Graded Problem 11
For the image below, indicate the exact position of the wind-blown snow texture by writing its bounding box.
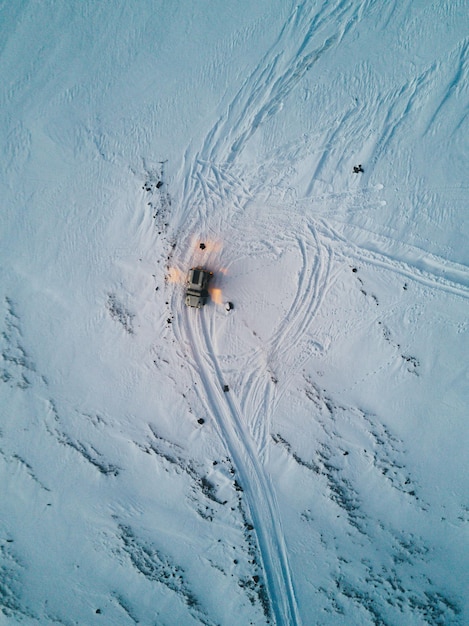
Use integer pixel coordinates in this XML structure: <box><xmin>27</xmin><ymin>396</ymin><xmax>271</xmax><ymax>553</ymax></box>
<box><xmin>1</xmin><ymin>1</ymin><xmax>468</xmax><ymax>624</ymax></box>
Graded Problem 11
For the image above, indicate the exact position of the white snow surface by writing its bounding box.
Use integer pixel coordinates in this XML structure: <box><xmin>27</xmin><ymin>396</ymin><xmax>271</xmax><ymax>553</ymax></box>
<box><xmin>1</xmin><ymin>1</ymin><xmax>468</xmax><ymax>624</ymax></box>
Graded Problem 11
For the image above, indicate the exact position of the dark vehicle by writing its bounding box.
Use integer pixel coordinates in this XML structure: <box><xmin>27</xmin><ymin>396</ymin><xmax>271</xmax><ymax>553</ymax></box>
<box><xmin>185</xmin><ymin>267</ymin><xmax>213</xmax><ymax>308</ymax></box>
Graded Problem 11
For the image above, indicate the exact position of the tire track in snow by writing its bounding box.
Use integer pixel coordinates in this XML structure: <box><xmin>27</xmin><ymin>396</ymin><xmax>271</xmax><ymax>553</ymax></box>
<box><xmin>238</xmin><ymin>222</ymin><xmax>335</xmax><ymax>459</ymax></box>
<box><xmin>423</xmin><ymin>38</ymin><xmax>469</xmax><ymax>137</ymax></box>
<box><xmin>168</xmin><ymin>205</ymin><xmax>305</xmax><ymax>623</ymax></box>
<box><xmin>318</xmin><ymin>219</ymin><xmax>469</xmax><ymax>300</ymax></box>
<box><xmin>205</xmin><ymin>0</ymin><xmax>366</xmax><ymax>166</ymax></box>
<box><xmin>170</xmin><ymin>184</ymin><xmax>331</xmax><ymax>626</ymax></box>
<box><xmin>367</xmin><ymin>64</ymin><xmax>439</xmax><ymax>168</ymax></box>
<box><xmin>170</xmin><ymin>212</ymin><xmax>336</xmax><ymax>625</ymax></box>
<box><xmin>173</xmin><ymin>0</ymin><xmax>367</xmax><ymax>229</ymax></box>
<box><xmin>172</xmin><ymin>0</ymin><xmax>368</xmax><ymax>236</ymax></box>
<box><xmin>268</xmin><ymin>224</ymin><xmax>332</xmax><ymax>364</ymax></box>
<box><xmin>184</xmin><ymin>310</ymin><xmax>301</xmax><ymax>626</ymax></box>
<box><xmin>168</xmin><ymin>234</ymin><xmax>302</xmax><ymax>624</ymax></box>
<box><xmin>168</xmin><ymin>4</ymin><xmax>372</xmax><ymax>622</ymax></box>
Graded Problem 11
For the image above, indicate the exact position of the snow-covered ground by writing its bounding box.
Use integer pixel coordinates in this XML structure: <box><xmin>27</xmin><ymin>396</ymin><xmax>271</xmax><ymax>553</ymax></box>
<box><xmin>1</xmin><ymin>1</ymin><xmax>468</xmax><ymax>624</ymax></box>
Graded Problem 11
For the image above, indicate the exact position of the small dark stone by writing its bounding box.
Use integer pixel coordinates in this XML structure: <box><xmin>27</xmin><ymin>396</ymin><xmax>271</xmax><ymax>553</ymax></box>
<box><xmin>253</xmin><ymin>575</ymin><xmax>260</xmax><ymax>584</ymax></box>
<box><xmin>343</xmin><ymin>451</ymin><xmax>349</xmax><ymax>456</ymax></box>
<box><xmin>156</xmin><ymin>180</ymin><xmax>163</xmax><ymax>189</ymax></box>
<box><xmin>96</xmin><ymin>609</ymin><xmax>102</xmax><ymax>614</ymax></box>
<box><xmin>167</xmin><ymin>318</ymin><xmax>172</xmax><ymax>324</ymax></box>
<box><xmin>352</xmin><ymin>267</ymin><xmax>358</xmax><ymax>273</ymax></box>
<box><xmin>223</xmin><ymin>384</ymin><xmax>229</xmax><ymax>392</ymax></box>
<box><xmin>197</xmin><ymin>418</ymin><xmax>205</xmax><ymax>425</ymax></box>
<box><xmin>199</xmin><ymin>243</ymin><xmax>206</xmax><ymax>250</ymax></box>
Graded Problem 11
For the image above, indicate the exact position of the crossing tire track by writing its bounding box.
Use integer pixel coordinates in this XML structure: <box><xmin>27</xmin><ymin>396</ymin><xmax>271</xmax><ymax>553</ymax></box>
<box><xmin>166</xmin><ymin>5</ymin><xmax>372</xmax><ymax>624</ymax></box>
<box><xmin>319</xmin><ymin>219</ymin><xmax>469</xmax><ymax>300</ymax></box>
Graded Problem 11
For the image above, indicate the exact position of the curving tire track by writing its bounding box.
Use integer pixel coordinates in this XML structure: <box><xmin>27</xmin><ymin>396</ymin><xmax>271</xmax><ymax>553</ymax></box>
<box><xmin>172</xmin><ymin>0</ymin><xmax>369</xmax><ymax>230</ymax></box>
<box><xmin>203</xmin><ymin>0</ymin><xmax>371</xmax><ymax>166</ymax></box>
<box><xmin>185</xmin><ymin>309</ymin><xmax>301</xmax><ymax>626</ymax></box>
<box><xmin>170</xmin><ymin>212</ymin><xmax>337</xmax><ymax>625</ymax></box>
<box><xmin>166</xmin><ymin>4</ymin><xmax>371</xmax><ymax>623</ymax></box>
<box><xmin>168</xmin><ymin>214</ymin><xmax>303</xmax><ymax>624</ymax></box>
<box><xmin>238</xmin><ymin>221</ymin><xmax>335</xmax><ymax>458</ymax></box>
<box><xmin>267</xmin><ymin>224</ymin><xmax>332</xmax><ymax>364</ymax></box>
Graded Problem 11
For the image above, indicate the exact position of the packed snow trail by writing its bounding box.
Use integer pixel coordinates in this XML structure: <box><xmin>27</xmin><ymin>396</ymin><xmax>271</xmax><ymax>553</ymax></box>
<box><xmin>183</xmin><ymin>310</ymin><xmax>301</xmax><ymax>626</ymax></box>
<box><xmin>169</xmin><ymin>5</ymin><xmax>353</xmax><ymax>621</ymax></box>
<box><xmin>167</xmin><ymin>4</ymin><xmax>377</xmax><ymax>623</ymax></box>
<box><xmin>170</xmin><ymin>216</ymin><xmax>336</xmax><ymax>623</ymax></box>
